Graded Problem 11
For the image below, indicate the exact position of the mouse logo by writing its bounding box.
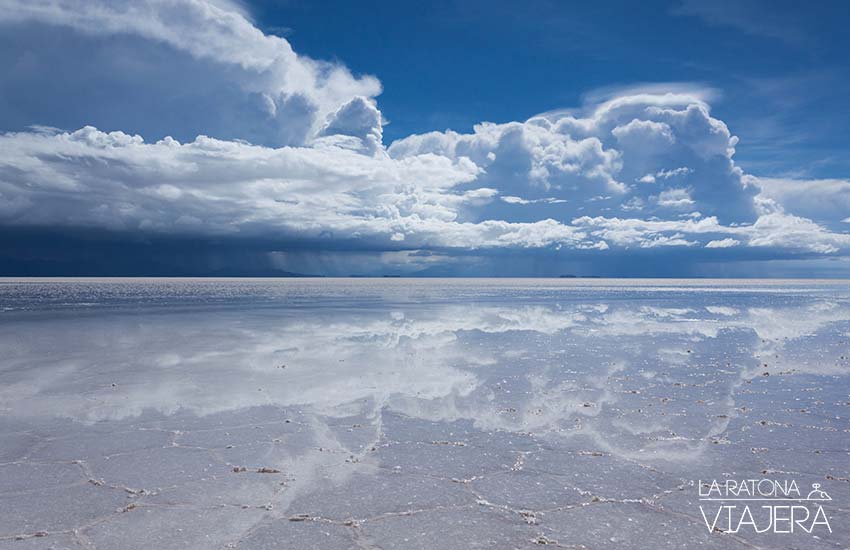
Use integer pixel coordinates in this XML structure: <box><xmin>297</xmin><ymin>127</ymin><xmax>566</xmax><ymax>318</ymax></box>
<box><xmin>806</xmin><ymin>483</ymin><xmax>831</xmax><ymax>501</ymax></box>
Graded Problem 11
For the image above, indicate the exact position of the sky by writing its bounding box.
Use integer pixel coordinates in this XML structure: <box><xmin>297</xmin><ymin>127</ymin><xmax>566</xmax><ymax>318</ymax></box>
<box><xmin>0</xmin><ymin>0</ymin><xmax>849</xmax><ymax>277</ymax></box>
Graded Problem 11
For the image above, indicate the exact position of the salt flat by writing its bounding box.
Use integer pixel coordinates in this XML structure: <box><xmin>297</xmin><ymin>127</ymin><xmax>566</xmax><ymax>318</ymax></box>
<box><xmin>0</xmin><ymin>279</ymin><xmax>848</xmax><ymax>549</ymax></box>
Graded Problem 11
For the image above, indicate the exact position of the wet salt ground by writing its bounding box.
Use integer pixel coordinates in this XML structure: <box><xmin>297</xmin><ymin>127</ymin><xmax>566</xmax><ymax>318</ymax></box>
<box><xmin>0</xmin><ymin>279</ymin><xmax>849</xmax><ymax>549</ymax></box>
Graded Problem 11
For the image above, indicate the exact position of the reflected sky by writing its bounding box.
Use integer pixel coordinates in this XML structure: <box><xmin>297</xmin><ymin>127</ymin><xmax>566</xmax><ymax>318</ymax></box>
<box><xmin>1</xmin><ymin>279</ymin><xmax>849</xmax><ymax>549</ymax></box>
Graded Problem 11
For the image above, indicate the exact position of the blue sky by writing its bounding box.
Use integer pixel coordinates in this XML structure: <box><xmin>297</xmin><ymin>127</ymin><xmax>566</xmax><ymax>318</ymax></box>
<box><xmin>250</xmin><ymin>0</ymin><xmax>850</xmax><ymax>177</ymax></box>
<box><xmin>0</xmin><ymin>0</ymin><xmax>849</xmax><ymax>276</ymax></box>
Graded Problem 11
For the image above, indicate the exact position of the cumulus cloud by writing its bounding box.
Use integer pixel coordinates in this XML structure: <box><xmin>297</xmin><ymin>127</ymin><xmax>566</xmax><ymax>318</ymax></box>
<box><xmin>753</xmin><ymin>177</ymin><xmax>850</xmax><ymax>230</ymax></box>
<box><xmin>0</xmin><ymin>0</ymin><xmax>381</xmax><ymax>146</ymax></box>
<box><xmin>705</xmin><ymin>238</ymin><xmax>740</xmax><ymax>248</ymax></box>
<box><xmin>0</xmin><ymin>0</ymin><xmax>848</xmax><ymax>273</ymax></box>
<box><xmin>638</xmin><ymin>166</ymin><xmax>692</xmax><ymax>183</ymax></box>
<box><xmin>389</xmin><ymin>91</ymin><xmax>757</xmax><ymax>224</ymax></box>
<box><xmin>315</xmin><ymin>96</ymin><xmax>385</xmax><ymax>156</ymax></box>
<box><xmin>656</xmin><ymin>188</ymin><xmax>695</xmax><ymax>209</ymax></box>
<box><xmin>501</xmin><ymin>196</ymin><xmax>567</xmax><ymax>205</ymax></box>
<box><xmin>1</xmin><ymin>100</ymin><xmax>848</xmax><ymax>260</ymax></box>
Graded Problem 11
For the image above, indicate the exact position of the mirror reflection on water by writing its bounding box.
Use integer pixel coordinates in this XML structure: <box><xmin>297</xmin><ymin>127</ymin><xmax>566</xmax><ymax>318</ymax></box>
<box><xmin>1</xmin><ymin>279</ymin><xmax>849</xmax><ymax>549</ymax></box>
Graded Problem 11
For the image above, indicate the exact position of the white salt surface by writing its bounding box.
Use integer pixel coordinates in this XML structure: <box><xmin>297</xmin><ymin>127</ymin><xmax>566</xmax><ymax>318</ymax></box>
<box><xmin>0</xmin><ymin>278</ymin><xmax>848</xmax><ymax>549</ymax></box>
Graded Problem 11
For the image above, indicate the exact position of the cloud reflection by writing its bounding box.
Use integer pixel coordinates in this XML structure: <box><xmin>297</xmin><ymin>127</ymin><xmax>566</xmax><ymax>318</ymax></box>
<box><xmin>2</xmin><ymin>291</ymin><xmax>849</xmax><ymax>468</ymax></box>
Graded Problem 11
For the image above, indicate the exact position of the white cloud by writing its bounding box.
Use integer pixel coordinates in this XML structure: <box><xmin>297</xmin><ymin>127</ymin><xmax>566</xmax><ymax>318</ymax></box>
<box><xmin>754</xmin><ymin>177</ymin><xmax>850</xmax><ymax>228</ymax></box>
<box><xmin>639</xmin><ymin>233</ymin><xmax>697</xmax><ymax>248</ymax></box>
<box><xmin>0</xmin><ymin>0</ymin><xmax>381</xmax><ymax>145</ymax></box>
<box><xmin>389</xmin><ymin>120</ymin><xmax>627</xmax><ymax>198</ymax></box>
<box><xmin>705</xmin><ymin>238</ymin><xmax>740</xmax><ymax>248</ymax></box>
<box><xmin>315</xmin><ymin>96</ymin><xmax>385</xmax><ymax>156</ymax></box>
<box><xmin>0</xmin><ymin>0</ymin><xmax>848</xmax><ymax>268</ymax></box>
<box><xmin>390</xmin><ymin>89</ymin><xmax>761</xmax><ymax>225</ymax></box>
<box><xmin>657</xmin><ymin>166</ymin><xmax>693</xmax><ymax>179</ymax></box>
<box><xmin>612</xmin><ymin>119</ymin><xmax>675</xmax><ymax>149</ymax></box>
<box><xmin>501</xmin><ymin>196</ymin><xmax>567</xmax><ymax>205</ymax></box>
<box><xmin>2</xmin><ymin>107</ymin><xmax>848</xmax><ymax>257</ymax></box>
<box><xmin>639</xmin><ymin>166</ymin><xmax>693</xmax><ymax>183</ymax></box>
<box><xmin>656</xmin><ymin>188</ymin><xmax>695</xmax><ymax>208</ymax></box>
<box><xmin>0</xmin><ymin>126</ymin><xmax>599</xmax><ymax>250</ymax></box>
<box><xmin>746</xmin><ymin>211</ymin><xmax>850</xmax><ymax>254</ymax></box>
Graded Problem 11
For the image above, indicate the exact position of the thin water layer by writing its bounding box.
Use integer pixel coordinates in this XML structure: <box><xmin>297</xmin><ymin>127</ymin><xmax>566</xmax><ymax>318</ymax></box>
<box><xmin>0</xmin><ymin>279</ymin><xmax>848</xmax><ymax>549</ymax></box>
